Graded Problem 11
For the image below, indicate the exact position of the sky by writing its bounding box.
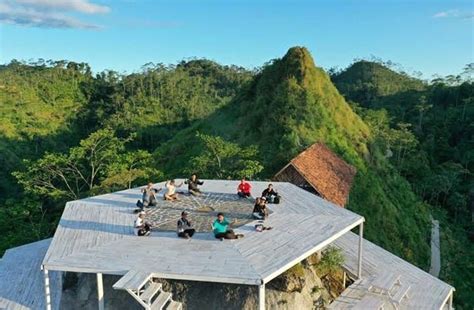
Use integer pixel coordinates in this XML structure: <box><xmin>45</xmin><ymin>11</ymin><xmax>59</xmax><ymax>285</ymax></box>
<box><xmin>0</xmin><ymin>0</ymin><xmax>473</xmax><ymax>78</ymax></box>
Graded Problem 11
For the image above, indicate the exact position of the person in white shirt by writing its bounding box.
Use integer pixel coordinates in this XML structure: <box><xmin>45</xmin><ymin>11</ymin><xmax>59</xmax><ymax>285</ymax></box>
<box><xmin>134</xmin><ymin>212</ymin><xmax>151</xmax><ymax>236</ymax></box>
<box><xmin>164</xmin><ymin>179</ymin><xmax>183</xmax><ymax>201</ymax></box>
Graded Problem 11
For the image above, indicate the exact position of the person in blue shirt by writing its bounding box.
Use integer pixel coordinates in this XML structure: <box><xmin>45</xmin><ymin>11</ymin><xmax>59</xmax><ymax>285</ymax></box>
<box><xmin>212</xmin><ymin>213</ymin><xmax>244</xmax><ymax>240</ymax></box>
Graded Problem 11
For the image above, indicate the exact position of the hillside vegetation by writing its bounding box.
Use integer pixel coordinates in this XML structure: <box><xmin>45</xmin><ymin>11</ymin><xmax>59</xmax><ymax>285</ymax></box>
<box><xmin>156</xmin><ymin>47</ymin><xmax>431</xmax><ymax>268</ymax></box>
<box><xmin>0</xmin><ymin>48</ymin><xmax>471</xmax><ymax>308</ymax></box>
<box><xmin>332</xmin><ymin>60</ymin><xmax>474</xmax><ymax>308</ymax></box>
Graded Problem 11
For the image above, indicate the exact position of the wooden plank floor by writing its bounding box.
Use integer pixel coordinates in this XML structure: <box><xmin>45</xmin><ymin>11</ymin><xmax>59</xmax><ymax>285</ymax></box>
<box><xmin>329</xmin><ymin>232</ymin><xmax>454</xmax><ymax>309</ymax></box>
<box><xmin>0</xmin><ymin>239</ymin><xmax>62</xmax><ymax>310</ymax></box>
<box><xmin>38</xmin><ymin>179</ymin><xmax>453</xmax><ymax>310</ymax></box>
<box><xmin>42</xmin><ymin>180</ymin><xmax>363</xmax><ymax>286</ymax></box>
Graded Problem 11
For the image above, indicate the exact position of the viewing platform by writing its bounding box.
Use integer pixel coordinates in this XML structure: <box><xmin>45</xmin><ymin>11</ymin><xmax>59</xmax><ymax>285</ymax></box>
<box><xmin>41</xmin><ymin>180</ymin><xmax>364</xmax><ymax>309</ymax></box>
<box><xmin>0</xmin><ymin>179</ymin><xmax>454</xmax><ymax>309</ymax></box>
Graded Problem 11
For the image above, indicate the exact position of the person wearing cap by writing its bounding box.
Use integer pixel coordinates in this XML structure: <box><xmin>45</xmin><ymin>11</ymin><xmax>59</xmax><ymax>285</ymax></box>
<box><xmin>212</xmin><ymin>213</ymin><xmax>244</xmax><ymax>240</ymax></box>
<box><xmin>134</xmin><ymin>212</ymin><xmax>151</xmax><ymax>236</ymax></box>
<box><xmin>185</xmin><ymin>174</ymin><xmax>204</xmax><ymax>196</ymax></box>
<box><xmin>237</xmin><ymin>178</ymin><xmax>252</xmax><ymax>198</ymax></box>
<box><xmin>177</xmin><ymin>211</ymin><xmax>195</xmax><ymax>239</ymax></box>
<box><xmin>261</xmin><ymin>183</ymin><xmax>280</xmax><ymax>204</ymax></box>
<box><xmin>252</xmin><ymin>197</ymin><xmax>269</xmax><ymax>220</ymax></box>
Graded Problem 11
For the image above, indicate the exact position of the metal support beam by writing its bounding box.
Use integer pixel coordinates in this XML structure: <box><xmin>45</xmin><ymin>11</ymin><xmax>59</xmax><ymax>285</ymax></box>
<box><xmin>343</xmin><ymin>271</ymin><xmax>346</xmax><ymax>288</ymax></box>
<box><xmin>358</xmin><ymin>222</ymin><xmax>364</xmax><ymax>279</ymax></box>
<box><xmin>43</xmin><ymin>268</ymin><xmax>52</xmax><ymax>310</ymax></box>
<box><xmin>258</xmin><ymin>283</ymin><xmax>265</xmax><ymax>310</ymax></box>
<box><xmin>97</xmin><ymin>273</ymin><xmax>104</xmax><ymax>310</ymax></box>
<box><xmin>448</xmin><ymin>291</ymin><xmax>453</xmax><ymax>310</ymax></box>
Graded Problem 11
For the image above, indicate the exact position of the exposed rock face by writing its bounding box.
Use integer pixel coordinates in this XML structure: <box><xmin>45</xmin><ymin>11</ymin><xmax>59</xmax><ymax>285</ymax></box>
<box><xmin>60</xmin><ymin>273</ymin><xmax>142</xmax><ymax>310</ymax></box>
<box><xmin>60</xmin><ymin>261</ymin><xmax>337</xmax><ymax>309</ymax></box>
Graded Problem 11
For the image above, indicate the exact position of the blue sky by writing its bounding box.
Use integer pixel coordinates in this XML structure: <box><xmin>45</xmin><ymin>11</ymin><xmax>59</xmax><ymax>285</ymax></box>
<box><xmin>0</xmin><ymin>0</ymin><xmax>472</xmax><ymax>78</ymax></box>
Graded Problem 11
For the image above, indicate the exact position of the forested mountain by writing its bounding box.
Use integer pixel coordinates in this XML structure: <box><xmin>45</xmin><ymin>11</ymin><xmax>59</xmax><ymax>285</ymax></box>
<box><xmin>156</xmin><ymin>48</ymin><xmax>431</xmax><ymax>270</ymax></box>
<box><xmin>331</xmin><ymin>60</ymin><xmax>425</xmax><ymax>106</ymax></box>
<box><xmin>0</xmin><ymin>48</ymin><xmax>472</xmax><ymax>308</ymax></box>
<box><xmin>332</xmin><ymin>60</ymin><xmax>473</xmax><ymax>225</ymax></box>
<box><xmin>0</xmin><ymin>61</ymin><xmax>91</xmax><ymax>199</ymax></box>
<box><xmin>332</xmin><ymin>61</ymin><xmax>474</xmax><ymax>307</ymax></box>
<box><xmin>0</xmin><ymin>59</ymin><xmax>252</xmax><ymax>256</ymax></box>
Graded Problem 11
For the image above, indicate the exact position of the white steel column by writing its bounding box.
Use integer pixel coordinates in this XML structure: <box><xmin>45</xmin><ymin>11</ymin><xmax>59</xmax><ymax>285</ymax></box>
<box><xmin>43</xmin><ymin>268</ymin><xmax>52</xmax><ymax>310</ymax></box>
<box><xmin>342</xmin><ymin>271</ymin><xmax>346</xmax><ymax>288</ymax></box>
<box><xmin>358</xmin><ymin>222</ymin><xmax>364</xmax><ymax>279</ymax></box>
<box><xmin>258</xmin><ymin>283</ymin><xmax>265</xmax><ymax>310</ymax></box>
<box><xmin>448</xmin><ymin>291</ymin><xmax>453</xmax><ymax>310</ymax></box>
<box><xmin>97</xmin><ymin>273</ymin><xmax>104</xmax><ymax>310</ymax></box>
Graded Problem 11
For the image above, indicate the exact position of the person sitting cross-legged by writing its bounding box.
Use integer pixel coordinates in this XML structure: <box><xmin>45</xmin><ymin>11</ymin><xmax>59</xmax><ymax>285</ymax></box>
<box><xmin>164</xmin><ymin>179</ymin><xmax>183</xmax><ymax>201</ymax></box>
<box><xmin>261</xmin><ymin>183</ymin><xmax>280</xmax><ymax>204</ymax></box>
<box><xmin>237</xmin><ymin>178</ymin><xmax>252</xmax><ymax>198</ymax></box>
<box><xmin>252</xmin><ymin>197</ymin><xmax>269</xmax><ymax>220</ymax></box>
<box><xmin>185</xmin><ymin>174</ymin><xmax>204</xmax><ymax>196</ymax></box>
<box><xmin>177</xmin><ymin>211</ymin><xmax>195</xmax><ymax>239</ymax></box>
<box><xmin>141</xmin><ymin>182</ymin><xmax>161</xmax><ymax>208</ymax></box>
<box><xmin>212</xmin><ymin>212</ymin><xmax>244</xmax><ymax>240</ymax></box>
<box><xmin>134</xmin><ymin>212</ymin><xmax>151</xmax><ymax>236</ymax></box>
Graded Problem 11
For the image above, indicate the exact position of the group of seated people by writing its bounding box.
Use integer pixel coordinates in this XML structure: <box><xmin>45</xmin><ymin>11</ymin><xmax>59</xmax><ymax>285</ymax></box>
<box><xmin>134</xmin><ymin>177</ymin><xmax>282</xmax><ymax>240</ymax></box>
<box><xmin>134</xmin><ymin>210</ymin><xmax>243</xmax><ymax>240</ymax></box>
<box><xmin>237</xmin><ymin>179</ymin><xmax>281</xmax><ymax>203</ymax></box>
<box><xmin>137</xmin><ymin>174</ymin><xmax>205</xmax><ymax>209</ymax></box>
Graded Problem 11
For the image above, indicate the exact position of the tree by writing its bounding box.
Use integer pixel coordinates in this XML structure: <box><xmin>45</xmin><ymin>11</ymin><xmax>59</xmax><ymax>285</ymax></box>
<box><xmin>188</xmin><ymin>133</ymin><xmax>263</xmax><ymax>179</ymax></box>
<box><xmin>386</xmin><ymin>123</ymin><xmax>418</xmax><ymax>168</ymax></box>
<box><xmin>414</xmin><ymin>95</ymin><xmax>432</xmax><ymax>132</ymax></box>
<box><xmin>316</xmin><ymin>246</ymin><xmax>345</xmax><ymax>276</ymax></box>
<box><xmin>13</xmin><ymin>128</ymin><xmax>154</xmax><ymax>200</ymax></box>
<box><xmin>102</xmin><ymin>150</ymin><xmax>162</xmax><ymax>190</ymax></box>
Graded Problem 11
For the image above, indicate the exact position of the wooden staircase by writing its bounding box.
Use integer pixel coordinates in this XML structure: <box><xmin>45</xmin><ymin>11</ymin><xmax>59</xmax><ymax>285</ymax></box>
<box><xmin>113</xmin><ymin>270</ymin><xmax>182</xmax><ymax>310</ymax></box>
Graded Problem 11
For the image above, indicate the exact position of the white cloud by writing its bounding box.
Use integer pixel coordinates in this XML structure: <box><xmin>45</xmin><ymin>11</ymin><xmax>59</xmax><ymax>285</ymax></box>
<box><xmin>433</xmin><ymin>9</ymin><xmax>473</xmax><ymax>20</ymax></box>
<box><xmin>15</xmin><ymin>0</ymin><xmax>110</xmax><ymax>14</ymax></box>
<box><xmin>0</xmin><ymin>0</ymin><xmax>110</xmax><ymax>29</ymax></box>
<box><xmin>433</xmin><ymin>11</ymin><xmax>449</xmax><ymax>18</ymax></box>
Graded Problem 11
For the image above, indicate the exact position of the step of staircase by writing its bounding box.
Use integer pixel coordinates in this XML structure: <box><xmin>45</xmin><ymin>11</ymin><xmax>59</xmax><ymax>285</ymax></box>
<box><xmin>113</xmin><ymin>270</ymin><xmax>151</xmax><ymax>292</ymax></box>
<box><xmin>166</xmin><ymin>300</ymin><xmax>182</xmax><ymax>310</ymax></box>
<box><xmin>150</xmin><ymin>291</ymin><xmax>172</xmax><ymax>310</ymax></box>
<box><xmin>140</xmin><ymin>282</ymin><xmax>162</xmax><ymax>304</ymax></box>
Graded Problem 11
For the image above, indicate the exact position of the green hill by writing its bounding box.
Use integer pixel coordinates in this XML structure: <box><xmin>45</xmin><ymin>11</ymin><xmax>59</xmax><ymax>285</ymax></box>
<box><xmin>332</xmin><ymin>60</ymin><xmax>474</xmax><ymax>309</ymax></box>
<box><xmin>156</xmin><ymin>47</ymin><xmax>431</xmax><ymax>268</ymax></box>
<box><xmin>1</xmin><ymin>49</ymin><xmax>471</xmax><ymax>307</ymax></box>
<box><xmin>0</xmin><ymin>61</ymin><xmax>91</xmax><ymax>198</ymax></box>
<box><xmin>331</xmin><ymin>60</ymin><xmax>425</xmax><ymax>107</ymax></box>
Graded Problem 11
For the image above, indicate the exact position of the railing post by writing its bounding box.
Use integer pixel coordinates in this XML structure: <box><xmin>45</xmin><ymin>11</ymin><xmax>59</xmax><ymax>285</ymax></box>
<box><xmin>97</xmin><ymin>273</ymin><xmax>104</xmax><ymax>310</ymax></box>
<box><xmin>258</xmin><ymin>283</ymin><xmax>265</xmax><ymax>310</ymax></box>
<box><xmin>358</xmin><ymin>222</ymin><xmax>364</xmax><ymax>279</ymax></box>
<box><xmin>43</xmin><ymin>268</ymin><xmax>51</xmax><ymax>310</ymax></box>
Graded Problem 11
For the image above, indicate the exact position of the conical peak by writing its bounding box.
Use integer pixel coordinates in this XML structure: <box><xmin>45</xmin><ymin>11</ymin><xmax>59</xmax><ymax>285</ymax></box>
<box><xmin>279</xmin><ymin>46</ymin><xmax>316</xmax><ymax>81</ymax></box>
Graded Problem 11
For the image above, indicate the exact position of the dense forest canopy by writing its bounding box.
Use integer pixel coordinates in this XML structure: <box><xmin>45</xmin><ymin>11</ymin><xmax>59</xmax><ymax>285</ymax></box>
<box><xmin>0</xmin><ymin>48</ymin><xmax>472</xmax><ymax>308</ymax></box>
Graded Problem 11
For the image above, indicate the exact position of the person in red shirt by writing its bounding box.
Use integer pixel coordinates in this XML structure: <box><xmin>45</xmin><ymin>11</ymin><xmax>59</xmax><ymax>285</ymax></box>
<box><xmin>237</xmin><ymin>178</ymin><xmax>252</xmax><ymax>198</ymax></box>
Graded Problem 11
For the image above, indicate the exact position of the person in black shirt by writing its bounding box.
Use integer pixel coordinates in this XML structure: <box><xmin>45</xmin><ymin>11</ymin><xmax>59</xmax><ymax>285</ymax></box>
<box><xmin>177</xmin><ymin>211</ymin><xmax>195</xmax><ymax>239</ymax></box>
<box><xmin>185</xmin><ymin>174</ymin><xmax>204</xmax><ymax>196</ymax></box>
<box><xmin>252</xmin><ymin>197</ymin><xmax>269</xmax><ymax>220</ymax></box>
<box><xmin>261</xmin><ymin>184</ymin><xmax>280</xmax><ymax>204</ymax></box>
